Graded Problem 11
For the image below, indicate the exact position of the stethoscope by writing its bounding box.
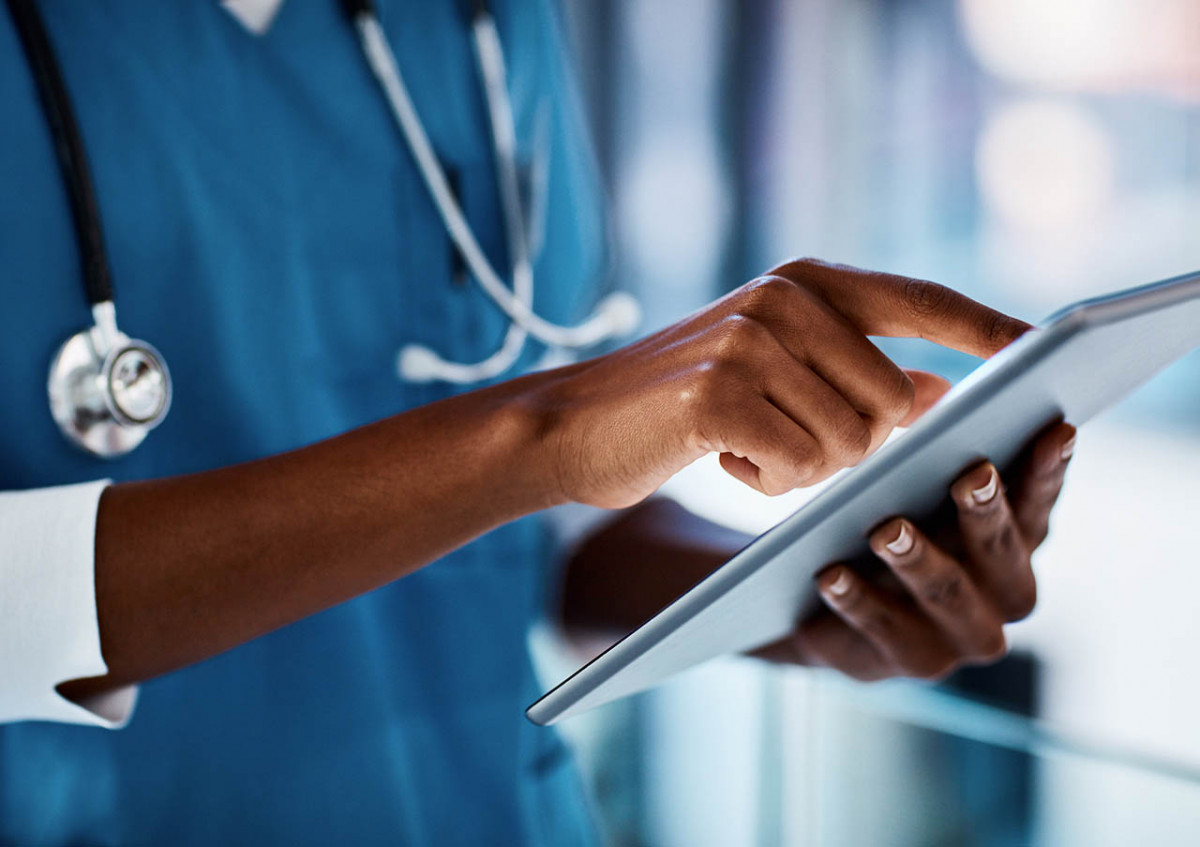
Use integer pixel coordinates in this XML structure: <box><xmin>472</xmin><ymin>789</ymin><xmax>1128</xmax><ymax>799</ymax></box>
<box><xmin>8</xmin><ymin>0</ymin><xmax>640</xmax><ymax>459</ymax></box>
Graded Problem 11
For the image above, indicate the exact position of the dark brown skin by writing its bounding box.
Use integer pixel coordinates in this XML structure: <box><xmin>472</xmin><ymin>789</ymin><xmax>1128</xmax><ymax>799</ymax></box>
<box><xmin>61</xmin><ymin>259</ymin><xmax>1057</xmax><ymax>702</ymax></box>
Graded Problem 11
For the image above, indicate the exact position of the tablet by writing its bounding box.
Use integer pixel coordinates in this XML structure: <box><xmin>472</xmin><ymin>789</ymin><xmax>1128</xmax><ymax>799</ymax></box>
<box><xmin>528</xmin><ymin>270</ymin><xmax>1200</xmax><ymax>726</ymax></box>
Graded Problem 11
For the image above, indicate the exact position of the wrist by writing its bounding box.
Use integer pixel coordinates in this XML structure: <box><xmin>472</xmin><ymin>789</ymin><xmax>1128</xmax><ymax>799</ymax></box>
<box><xmin>513</xmin><ymin>354</ymin><xmax>611</xmax><ymax>506</ymax></box>
<box><xmin>479</xmin><ymin>367</ymin><xmax>579</xmax><ymax>515</ymax></box>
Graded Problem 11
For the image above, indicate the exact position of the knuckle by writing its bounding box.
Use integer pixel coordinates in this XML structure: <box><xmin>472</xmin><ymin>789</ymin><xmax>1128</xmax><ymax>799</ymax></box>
<box><xmin>1034</xmin><ymin>471</ymin><xmax>1067</xmax><ymax>498</ymax></box>
<box><xmin>759</xmin><ymin>475</ymin><xmax>794</xmax><ymax>497</ymax></box>
<box><xmin>1002</xmin><ymin>582</ymin><xmax>1038</xmax><ymax>622</ymax></box>
<box><xmin>855</xmin><ymin>607</ymin><xmax>896</xmax><ymax>639</ymax></box>
<box><xmin>986</xmin><ymin>312</ymin><xmax>1025</xmax><ymax>349</ymax></box>
<box><xmin>712</xmin><ymin>314</ymin><xmax>766</xmax><ymax>360</ymax></box>
<box><xmin>903</xmin><ymin>279</ymin><xmax>953</xmax><ymax>319</ymax></box>
<box><xmin>801</xmin><ymin>463</ymin><xmax>836</xmax><ymax>488</ymax></box>
<box><xmin>676</xmin><ymin>370</ymin><xmax>712</xmax><ymax>419</ymax></box>
<box><xmin>982</xmin><ymin>524</ymin><xmax>1024</xmax><ymax>560</ymax></box>
<box><xmin>682</xmin><ymin>365</ymin><xmax>738</xmax><ymax>423</ymax></box>
<box><xmin>1030</xmin><ymin>477</ymin><xmax>1066</xmax><ymax>510</ymax></box>
<box><xmin>772</xmin><ymin>257</ymin><xmax>822</xmax><ymax>280</ymax></box>
<box><xmin>888</xmin><ymin>370</ymin><xmax>917</xmax><ymax>417</ymax></box>
<box><xmin>795</xmin><ymin>449</ymin><xmax>826</xmax><ymax>483</ymax></box>
<box><xmin>921</xmin><ymin>574</ymin><xmax>968</xmax><ymax>611</ymax></box>
<box><xmin>740</xmin><ymin>275</ymin><xmax>796</xmax><ymax>315</ymax></box>
<box><xmin>931</xmin><ymin>657</ymin><xmax>960</xmax><ymax>680</ymax></box>
<box><xmin>759</xmin><ymin>461</ymin><xmax>804</xmax><ymax>497</ymax></box>
<box><xmin>690</xmin><ymin>363</ymin><xmax>724</xmax><ymax>402</ymax></box>
<box><xmin>867</xmin><ymin>369</ymin><xmax>916</xmax><ymax>424</ymax></box>
<box><xmin>758</xmin><ymin>274</ymin><xmax>797</xmax><ymax>298</ymax></box>
<box><xmin>831</xmin><ymin>414</ymin><xmax>872</xmax><ymax>463</ymax></box>
<box><xmin>975</xmin><ymin>629</ymin><xmax>1009</xmax><ymax>663</ymax></box>
<box><xmin>700</xmin><ymin>354</ymin><xmax>748</xmax><ymax>391</ymax></box>
<box><xmin>905</xmin><ymin>653</ymin><xmax>956</xmax><ymax>681</ymax></box>
<box><xmin>788</xmin><ymin>431</ymin><xmax>821</xmax><ymax>465</ymax></box>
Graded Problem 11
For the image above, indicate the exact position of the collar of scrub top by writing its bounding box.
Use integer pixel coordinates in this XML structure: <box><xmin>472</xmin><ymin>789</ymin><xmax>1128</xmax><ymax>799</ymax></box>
<box><xmin>220</xmin><ymin>0</ymin><xmax>287</xmax><ymax>35</ymax></box>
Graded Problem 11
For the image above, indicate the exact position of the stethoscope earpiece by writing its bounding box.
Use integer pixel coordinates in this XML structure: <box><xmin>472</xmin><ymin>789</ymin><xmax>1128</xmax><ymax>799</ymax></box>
<box><xmin>593</xmin><ymin>292</ymin><xmax>643</xmax><ymax>338</ymax></box>
<box><xmin>395</xmin><ymin>344</ymin><xmax>447</xmax><ymax>384</ymax></box>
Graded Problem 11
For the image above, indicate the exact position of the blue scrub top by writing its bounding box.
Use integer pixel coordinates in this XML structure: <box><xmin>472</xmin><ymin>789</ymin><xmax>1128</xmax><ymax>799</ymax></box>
<box><xmin>0</xmin><ymin>1</ymin><xmax>607</xmax><ymax>843</ymax></box>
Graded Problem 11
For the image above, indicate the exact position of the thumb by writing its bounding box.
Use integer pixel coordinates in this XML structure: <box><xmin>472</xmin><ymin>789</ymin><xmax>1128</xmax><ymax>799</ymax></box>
<box><xmin>899</xmin><ymin>370</ymin><xmax>951</xmax><ymax>427</ymax></box>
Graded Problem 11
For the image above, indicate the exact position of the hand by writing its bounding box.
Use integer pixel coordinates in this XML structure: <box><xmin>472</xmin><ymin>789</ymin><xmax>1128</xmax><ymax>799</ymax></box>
<box><xmin>535</xmin><ymin>259</ymin><xmax>1029</xmax><ymax>509</ymax></box>
<box><xmin>754</xmin><ymin>422</ymin><xmax>1076</xmax><ymax>680</ymax></box>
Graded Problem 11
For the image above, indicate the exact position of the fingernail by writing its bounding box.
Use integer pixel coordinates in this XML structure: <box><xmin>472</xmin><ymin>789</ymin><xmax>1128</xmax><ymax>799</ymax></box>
<box><xmin>827</xmin><ymin>569</ymin><xmax>853</xmax><ymax>597</ymax></box>
<box><xmin>971</xmin><ymin>467</ymin><xmax>999</xmax><ymax>505</ymax></box>
<box><xmin>1060</xmin><ymin>436</ymin><xmax>1076</xmax><ymax>461</ymax></box>
<box><xmin>884</xmin><ymin>521</ymin><xmax>914</xmax><ymax>556</ymax></box>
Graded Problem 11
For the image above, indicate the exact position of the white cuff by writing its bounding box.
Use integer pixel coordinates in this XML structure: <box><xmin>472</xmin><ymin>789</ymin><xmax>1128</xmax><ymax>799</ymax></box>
<box><xmin>0</xmin><ymin>480</ymin><xmax>137</xmax><ymax>728</ymax></box>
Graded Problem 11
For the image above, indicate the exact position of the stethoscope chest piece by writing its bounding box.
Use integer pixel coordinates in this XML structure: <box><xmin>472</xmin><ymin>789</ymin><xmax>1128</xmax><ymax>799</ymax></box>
<box><xmin>48</xmin><ymin>304</ymin><xmax>171</xmax><ymax>458</ymax></box>
<box><xmin>9</xmin><ymin>0</ymin><xmax>172</xmax><ymax>458</ymax></box>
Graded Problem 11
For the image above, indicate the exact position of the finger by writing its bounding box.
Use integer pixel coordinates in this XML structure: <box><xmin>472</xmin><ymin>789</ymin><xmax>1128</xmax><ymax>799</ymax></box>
<box><xmin>1012</xmin><ymin>422</ymin><xmax>1077</xmax><ymax>549</ymax></box>
<box><xmin>710</xmin><ymin>395</ymin><xmax>822</xmax><ymax>495</ymax></box>
<box><xmin>754</xmin><ymin>614</ymin><xmax>895</xmax><ymax>682</ymax></box>
<box><xmin>950</xmin><ymin>463</ymin><xmax>1037</xmax><ymax>622</ymax></box>
<box><xmin>869</xmin><ymin>518</ymin><xmax>1008</xmax><ymax>662</ymax></box>
<box><xmin>815</xmin><ymin>565</ymin><xmax>959</xmax><ymax>680</ymax></box>
<box><xmin>899</xmin><ymin>370</ymin><xmax>952</xmax><ymax>427</ymax></box>
<box><xmin>733</xmin><ymin>277</ymin><xmax>917</xmax><ymax>443</ymax></box>
<box><xmin>753</xmin><ymin>340</ymin><xmax>873</xmax><ymax>470</ymax></box>
<box><xmin>796</xmin><ymin>312</ymin><xmax>916</xmax><ymax>448</ymax></box>
<box><xmin>776</xmin><ymin>258</ymin><xmax>1031</xmax><ymax>358</ymax></box>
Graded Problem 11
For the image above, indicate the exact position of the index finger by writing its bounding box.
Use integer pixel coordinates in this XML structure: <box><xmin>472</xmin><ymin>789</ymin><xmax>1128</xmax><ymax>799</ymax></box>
<box><xmin>775</xmin><ymin>258</ymin><xmax>1031</xmax><ymax>358</ymax></box>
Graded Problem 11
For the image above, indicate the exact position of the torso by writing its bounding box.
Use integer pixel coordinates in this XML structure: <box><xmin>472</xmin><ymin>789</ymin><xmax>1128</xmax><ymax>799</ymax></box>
<box><xmin>0</xmin><ymin>1</ymin><xmax>603</xmax><ymax>842</ymax></box>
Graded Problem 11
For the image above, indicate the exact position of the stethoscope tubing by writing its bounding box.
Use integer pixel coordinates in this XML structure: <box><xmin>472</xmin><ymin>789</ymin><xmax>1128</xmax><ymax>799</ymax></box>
<box><xmin>350</xmin><ymin>10</ymin><xmax>637</xmax><ymax>353</ymax></box>
<box><xmin>5</xmin><ymin>0</ymin><xmax>114</xmax><ymax>307</ymax></box>
<box><xmin>395</xmin><ymin>8</ymin><xmax>535</xmax><ymax>383</ymax></box>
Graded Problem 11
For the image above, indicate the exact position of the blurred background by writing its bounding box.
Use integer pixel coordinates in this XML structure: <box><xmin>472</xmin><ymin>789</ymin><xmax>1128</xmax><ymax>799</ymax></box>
<box><xmin>540</xmin><ymin>0</ymin><xmax>1200</xmax><ymax>844</ymax></box>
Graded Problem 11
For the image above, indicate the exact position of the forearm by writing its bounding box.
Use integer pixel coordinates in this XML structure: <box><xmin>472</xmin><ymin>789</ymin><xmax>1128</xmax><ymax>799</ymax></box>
<box><xmin>64</xmin><ymin>372</ymin><xmax>565</xmax><ymax>698</ymax></box>
<box><xmin>558</xmin><ymin>498</ymin><xmax>751</xmax><ymax>645</ymax></box>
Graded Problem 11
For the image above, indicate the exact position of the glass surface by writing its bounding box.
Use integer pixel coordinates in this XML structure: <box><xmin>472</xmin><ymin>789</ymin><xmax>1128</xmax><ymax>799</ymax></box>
<box><xmin>778</xmin><ymin>671</ymin><xmax>1200</xmax><ymax>847</ymax></box>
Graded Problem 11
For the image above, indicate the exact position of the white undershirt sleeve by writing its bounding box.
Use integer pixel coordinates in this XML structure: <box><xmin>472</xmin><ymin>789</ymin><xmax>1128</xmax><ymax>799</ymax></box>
<box><xmin>0</xmin><ymin>480</ymin><xmax>137</xmax><ymax>728</ymax></box>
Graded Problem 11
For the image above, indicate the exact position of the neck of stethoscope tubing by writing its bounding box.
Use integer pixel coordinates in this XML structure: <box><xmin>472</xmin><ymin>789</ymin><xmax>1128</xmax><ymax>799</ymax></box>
<box><xmin>352</xmin><ymin>11</ymin><xmax>635</xmax><ymax>351</ymax></box>
<box><xmin>90</xmin><ymin>300</ymin><xmax>121</xmax><ymax>357</ymax></box>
